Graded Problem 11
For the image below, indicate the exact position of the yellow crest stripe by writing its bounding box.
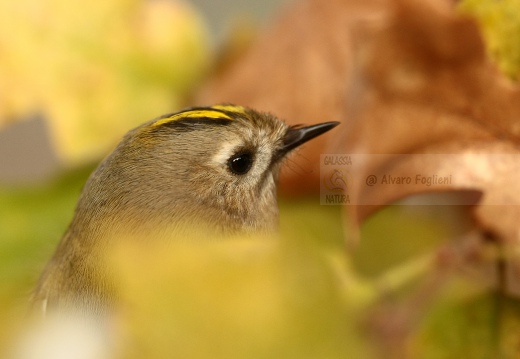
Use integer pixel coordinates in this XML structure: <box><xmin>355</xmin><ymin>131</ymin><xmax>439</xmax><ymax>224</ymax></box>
<box><xmin>211</xmin><ymin>104</ymin><xmax>246</xmax><ymax>115</ymax></box>
<box><xmin>152</xmin><ymin>109</ymin><xmax>233</xmax><ymax>127</ymax></box>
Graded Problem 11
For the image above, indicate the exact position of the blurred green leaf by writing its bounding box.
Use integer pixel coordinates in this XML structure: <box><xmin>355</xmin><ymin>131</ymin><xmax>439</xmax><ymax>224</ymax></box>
<box><xmin>0</xmin><ymin>165</ymin><xmax>93</xmax><ymax>308</ymax></box>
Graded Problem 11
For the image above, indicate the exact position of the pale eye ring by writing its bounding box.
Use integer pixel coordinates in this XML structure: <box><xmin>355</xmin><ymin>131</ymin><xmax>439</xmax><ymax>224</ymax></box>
<box><xmin>228</xmin><ymin>152</ymin><xmax>253</xmax><ymax>175</ymax></box>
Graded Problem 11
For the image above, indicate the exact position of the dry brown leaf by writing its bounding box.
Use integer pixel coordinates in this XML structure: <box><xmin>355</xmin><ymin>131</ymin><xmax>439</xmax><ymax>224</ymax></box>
<box><xmin>344</xmin><ymin>0</ymin><xmax>520</xmax><ymax>296</ymax></box>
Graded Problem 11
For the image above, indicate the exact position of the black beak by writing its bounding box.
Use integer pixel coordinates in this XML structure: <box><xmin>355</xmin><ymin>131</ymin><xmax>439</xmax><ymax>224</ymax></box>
<box><xmin>278</xmin><ymin>121</ymin><xmax>340</xmax><ymax>157</ymax></box>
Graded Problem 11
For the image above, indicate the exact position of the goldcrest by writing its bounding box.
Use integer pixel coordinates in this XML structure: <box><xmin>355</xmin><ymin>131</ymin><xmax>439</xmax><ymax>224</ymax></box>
<box><xmin>32</xmin><ymin>104</ymin><xmax>339</xmax><ymax>314</ymax></box>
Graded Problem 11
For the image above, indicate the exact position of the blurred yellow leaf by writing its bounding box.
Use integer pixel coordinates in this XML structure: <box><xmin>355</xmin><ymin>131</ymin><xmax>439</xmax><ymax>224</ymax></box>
<box><xmin>0</xmin><ymin>0</ymin><xmax>210</xmax><ymax>164</ymax></box>
<box><xmin>108</xmin><ymin>237</ymin><xmax>369</xmax><ymax>359</ymax></box>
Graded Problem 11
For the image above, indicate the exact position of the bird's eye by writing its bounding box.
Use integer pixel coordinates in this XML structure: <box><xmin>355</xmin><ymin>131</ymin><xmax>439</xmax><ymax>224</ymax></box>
<box><xmin>228</xmin><ymin>152</ymin><xmax>253</xmax><ymax>175</ymax></box>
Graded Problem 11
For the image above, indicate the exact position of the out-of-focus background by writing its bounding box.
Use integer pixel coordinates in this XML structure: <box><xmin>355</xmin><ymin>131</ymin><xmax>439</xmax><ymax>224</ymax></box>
<box><xmin>0</xmin><ymin>0</ymin><xmax>294</xmax><ymax>185</ymax></box>
<box><xmin>2</xmin><ymin>0</ymin><xmax>520</xmax><ymax>358</ymax></box>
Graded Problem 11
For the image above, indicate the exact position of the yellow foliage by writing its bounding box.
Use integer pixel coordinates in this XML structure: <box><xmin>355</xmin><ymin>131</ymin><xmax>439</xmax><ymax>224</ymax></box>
<box><xmin>459</xmin><ymin>0</ymin><xmax>520</xmax><ymax>80</ymax></box>
<box><xmin>0</xmin><ymin>0</ymin><xmax>210</xmax><ymax>164</ymax></box>
<box><xmin>107</xmin><ymin>236</ymin><xmax>367</xmax><ymax>359</ymax></box>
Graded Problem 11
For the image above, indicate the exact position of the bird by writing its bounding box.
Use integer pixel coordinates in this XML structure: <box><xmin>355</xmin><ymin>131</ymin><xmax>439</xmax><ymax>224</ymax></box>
<box><xmin>31</xmin><ymin>104</ymin><xmax>339</xmax><ymax>315</ymax></box>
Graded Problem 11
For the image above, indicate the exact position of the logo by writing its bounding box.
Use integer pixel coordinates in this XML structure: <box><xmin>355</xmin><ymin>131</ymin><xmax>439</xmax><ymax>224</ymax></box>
<box><xmin>323</xmin><ymin>168</ymin><xmax>349</xmax><ymax>193</ymax></box>
<box><xmin>320</xmin><ymin>154</ymin><xmax>352</xmax><ymax>205</ymax></box>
